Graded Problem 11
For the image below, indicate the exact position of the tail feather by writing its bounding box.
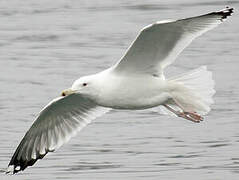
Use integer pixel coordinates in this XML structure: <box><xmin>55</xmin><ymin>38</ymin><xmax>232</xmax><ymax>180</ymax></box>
<box><xmin>161</xmin><ymin>66</ymin><xmax>215</xmax><ymax>115</ymax></box>
<box><xmin>170</xmin><ymin>66</ymin><xmax>215</xmax><ymax>104</ymax></box>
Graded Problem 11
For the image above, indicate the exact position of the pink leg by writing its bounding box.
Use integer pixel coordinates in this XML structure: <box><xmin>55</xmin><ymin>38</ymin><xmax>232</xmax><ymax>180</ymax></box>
<box><xmin>163</xmin><ymin>104</ymin><xmax>203</xmax><ymax>123</ymax></box>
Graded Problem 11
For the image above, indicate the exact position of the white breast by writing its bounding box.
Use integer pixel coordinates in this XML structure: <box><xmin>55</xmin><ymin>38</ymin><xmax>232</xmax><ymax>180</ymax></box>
<box><xmin>94</xmin><ymin>69</ymin><xmax>171</xmax><ymax>109</ymax></box>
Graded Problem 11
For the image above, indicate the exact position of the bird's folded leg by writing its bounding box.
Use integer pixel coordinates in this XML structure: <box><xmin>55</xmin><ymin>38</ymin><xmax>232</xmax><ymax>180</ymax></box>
<box><xmin>184</xmin><ymin>112</ymin><xmax>203</xmax><ymax>122</ymax></box>
<box><xmin>163</xmin><ymin>104</ymin><xmax>203</xmax><ymax>123</ymax></box>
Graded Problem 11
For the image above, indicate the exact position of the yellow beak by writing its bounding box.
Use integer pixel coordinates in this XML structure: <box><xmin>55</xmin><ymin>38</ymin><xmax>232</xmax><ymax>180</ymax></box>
<box><xmin>61</xmin><ymin>89</ymin><xmax>76</xmax><ymax>96</ymax></box>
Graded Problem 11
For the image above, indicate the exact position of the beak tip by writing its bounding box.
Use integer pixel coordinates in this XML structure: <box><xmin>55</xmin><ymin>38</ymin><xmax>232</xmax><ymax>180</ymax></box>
<box><xmin>61</xmin><ymin>89</ymin><xmax>75</xmax><ymax>97</ymax></box>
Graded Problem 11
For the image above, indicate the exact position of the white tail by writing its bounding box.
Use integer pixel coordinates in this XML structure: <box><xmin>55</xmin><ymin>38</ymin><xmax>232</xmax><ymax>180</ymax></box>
<box><xmin>160</xmin><ymin>66</ymin><xmax>215</xmax><ymax>115</ymax></box>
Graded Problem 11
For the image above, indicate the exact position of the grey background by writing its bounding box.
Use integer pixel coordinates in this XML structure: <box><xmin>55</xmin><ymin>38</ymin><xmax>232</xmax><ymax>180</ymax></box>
<box><xmin>0</xmin><ymin>0</ymin><xmax>239</xmax><ymax>179</ymax></box>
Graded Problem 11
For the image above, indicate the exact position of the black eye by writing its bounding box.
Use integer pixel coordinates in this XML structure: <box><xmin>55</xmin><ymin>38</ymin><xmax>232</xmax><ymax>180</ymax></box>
<box><xmin>83</xmin><ymin>83</ymin><xmax>87</xmax><ymax>86</ymax></box>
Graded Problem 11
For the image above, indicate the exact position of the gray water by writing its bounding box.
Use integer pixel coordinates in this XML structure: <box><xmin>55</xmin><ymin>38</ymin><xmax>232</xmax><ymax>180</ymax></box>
<box><xmin>0</xmin><ymin>0</ymin><xmax>239</xmax><ymax>179</ymax></box>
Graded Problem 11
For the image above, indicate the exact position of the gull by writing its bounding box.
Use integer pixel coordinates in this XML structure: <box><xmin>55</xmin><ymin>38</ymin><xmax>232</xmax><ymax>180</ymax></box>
<box><xmin>7</xmin><ymin>7</ymin><xmax>233</xmax><ymax>174</ymax></box>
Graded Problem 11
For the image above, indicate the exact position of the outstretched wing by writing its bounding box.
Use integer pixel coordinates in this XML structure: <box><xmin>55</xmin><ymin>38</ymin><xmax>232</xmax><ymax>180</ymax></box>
<box><xmin>7</xmin><ymin>94</ymin><xmax>110</xmax><ymax>174</ymax></box>
<box><xmin>113</xmin><ymin>7</ymin><xmax>233</xmax><ymax>76</ymax></box>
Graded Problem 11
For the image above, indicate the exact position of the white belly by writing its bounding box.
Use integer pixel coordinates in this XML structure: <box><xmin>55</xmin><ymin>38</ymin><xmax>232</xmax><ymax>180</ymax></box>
<box><xmin>95</xmin><ymin>72</ymin><xmax>171</xmax><ymax>110</ymax></box>
<box><xmin>104</xmin><ymin>92</ymin><xmax>171</xmax><ymax>110</ymax></box>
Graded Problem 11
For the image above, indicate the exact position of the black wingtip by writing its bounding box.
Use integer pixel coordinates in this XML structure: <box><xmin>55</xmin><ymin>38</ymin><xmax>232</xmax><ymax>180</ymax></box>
<box><xmin>7</xmin><ymin>140</ymin><xmax>50</xmax><ymax>174</ymax></box>
<box><xmin>7</xmin><ymin>153</ymin><xmax>48</xmax><ymax>174</ymax></box>
<box><xmin>7</xmin><ymin>155</ymin><xmax>39</xmax><ymax>174</ymax></box>
<box><xmin>214</xmin><ymin>7</ymin><xmax>234</xmax><ymax>20</ymax></box>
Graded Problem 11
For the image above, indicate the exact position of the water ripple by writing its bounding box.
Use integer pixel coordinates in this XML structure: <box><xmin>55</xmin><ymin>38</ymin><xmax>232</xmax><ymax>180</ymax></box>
<box><xmin>67</xmin><ymin>162</ymin><xmax>121</xmax><ymax>171</ymax></box>
<box><xmin>15</xmin><ymin>34</ymin><xmax>59</xmax><ymax>42</ymax></box>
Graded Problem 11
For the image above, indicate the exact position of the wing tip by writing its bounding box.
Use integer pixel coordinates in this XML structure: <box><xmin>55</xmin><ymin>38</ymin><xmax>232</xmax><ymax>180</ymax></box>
<box><xmin>7</xmin><ymin>151</ymin><xmax>49</xmax><ymax>174</ymax></box>
<box><xmin>213</xmin><ymin>6</ymin><xmax>234</xmax><ymax>20</ymax></box>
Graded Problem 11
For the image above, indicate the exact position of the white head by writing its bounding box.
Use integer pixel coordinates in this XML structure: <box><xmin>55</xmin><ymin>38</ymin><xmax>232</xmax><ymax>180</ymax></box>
<box><xmin>61</xmin><ymin>75</ymin><xmax>99</xmax><ymax>99</ymax></box>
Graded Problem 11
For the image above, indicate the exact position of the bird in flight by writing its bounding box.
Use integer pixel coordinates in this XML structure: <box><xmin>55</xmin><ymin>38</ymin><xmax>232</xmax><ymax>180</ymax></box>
<box><xmin>7</xmin><ymin>7</ymin><xmax>233</xmax><ymax>174</ymax></box>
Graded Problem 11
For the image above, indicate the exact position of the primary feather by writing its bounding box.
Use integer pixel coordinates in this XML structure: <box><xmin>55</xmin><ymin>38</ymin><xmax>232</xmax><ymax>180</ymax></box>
<box><xmin>7</xmin><ymin>94</ymin><xmax>110</xmax><ymax>174</ymax></box>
